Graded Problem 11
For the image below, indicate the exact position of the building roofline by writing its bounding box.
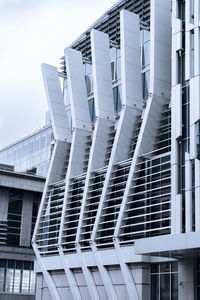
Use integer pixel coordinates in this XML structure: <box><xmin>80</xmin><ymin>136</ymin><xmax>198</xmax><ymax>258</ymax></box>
<box><xmin>0</xmin><ymin>168</ymin><xmax>46</xmax><ymax>182</ymax></box>
<box><xmin>68</xmin><ymin>0</ymin><xmax>125</xmax><ymax>50</ymax></box>
<box><xmin>0</xmin><ymin>124</ymin><xmax>52</xmax><ymax>153</ymax></box>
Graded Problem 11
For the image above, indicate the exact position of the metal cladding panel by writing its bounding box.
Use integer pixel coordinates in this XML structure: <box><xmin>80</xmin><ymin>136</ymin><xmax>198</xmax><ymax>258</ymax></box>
<box><xmin>91</xmin><ymin>29</ymin><xmax>115</xmax><ymax>121</ymax></box>
<box><xmin>120</xmin><ymin>9</ymin><xmax>143</xmax><ymax>109</ymax></box>
<box><xmin>150</xmin><ymin>0</ymin><xmax>171</xmax><ymax>98</ymax></box>
<box><xmin>41</xmin><ymin>64</ymin><xmax>71</xmax><ymax>143</ymax></box>
<box><xmin>65</xmin><ymin>48</ymin><xmax>92</xmax><ymax>132</ymax></box>
<box><xmin>195</xmin><ymin>159</ymin><xmax>200</xmax><ymax>231</ymax></box>
<box><xmin>171</xmin><ymin>84</ymin><xmax>182</xmax><ymax>139</ymax></box>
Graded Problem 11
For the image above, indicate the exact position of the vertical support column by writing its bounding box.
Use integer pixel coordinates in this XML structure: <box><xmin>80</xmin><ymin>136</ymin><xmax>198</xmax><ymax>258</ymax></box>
<box><xmin>0</xmin><ymin>187</ymin><xmax>9</xmax><ymax>222</ymax></box>
<box><xmin>171</xmin><ymin>0</ymin><xmax>183</xmax><ymax>234</ymax></box>
<box><xmin>75</xmin><ymin>28</ymin><xmax>115</xmax><ymax>300</ymax></box>
<box><xmin>195</xmin><ymin>159</ymin><xmax>200</xmax><ymax>231</ymax></box>
<box><xmin>178</xmin><ymin>259</ymin><xmax>195</xmax><ymax>300</ymax></box>
<box><xmin>20</xmin><ymin>191</ymin><xmax>34</xmax><ymax>247</ymax></box>
<box><xmin>129</xmin><ymin>263</ymin><xmax>151</xmax><ymax>300</ymax></box>
<box><xmin>185</xmin><ymin>153</ymin><xmax>192</xmax><ymax>232</ymax></box>
<box><xmin>0</xmin><ymin>187</ymin><xmax>9</xmax><ymax>245</ymax></box>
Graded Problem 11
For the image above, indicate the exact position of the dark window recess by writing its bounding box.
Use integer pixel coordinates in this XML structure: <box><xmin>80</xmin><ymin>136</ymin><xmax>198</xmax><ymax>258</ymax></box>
<box><xmin>7</xmin><ymin>189</ymin><xmax>23</xmax><ymax>246</ymax></box>
<box><xmin>88</xmin><ymin>98</ymin><xmax>96</xmax><ymax>122</ymax></box>
<box><xmin>113</xmin><ymin>85</ymin><xmax>122</xmax><ymax>112</ymax></box>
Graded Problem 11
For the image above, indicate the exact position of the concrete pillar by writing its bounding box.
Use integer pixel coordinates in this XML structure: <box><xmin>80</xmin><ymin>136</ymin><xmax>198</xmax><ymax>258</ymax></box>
<box><xmin>20</xmin><ymin>191</ymin><xmax>34</xmax><ymax>247</ymax></box>
<box><xmin>178</xmin><ymin>259</ymin><xmax>195</xmax><ymax>300</ymax></box>
<box><xmin>130</xmin><ymin>263</ymin><xmax>151</xmax><ymax>300</ymax></box>
<box><xmin>0</xmin><ymin>187</ymin><xmax>9</xmax><ymax>245</ymax></box>
<box><xmin>0</xmin><ymin>187</ymin><xmax>9</xmax><ymax>222</ymax></box>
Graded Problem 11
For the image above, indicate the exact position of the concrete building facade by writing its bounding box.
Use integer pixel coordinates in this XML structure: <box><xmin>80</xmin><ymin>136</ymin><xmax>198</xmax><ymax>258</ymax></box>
<box><xmin>32</xmin><ymin>0</ymin><xmax>200</xmax><ymax>299</ymax></box>
<box><xmin>0</xmin><ymin>164</ymin><xmax>45</xmax><ymax>300</ymax></box>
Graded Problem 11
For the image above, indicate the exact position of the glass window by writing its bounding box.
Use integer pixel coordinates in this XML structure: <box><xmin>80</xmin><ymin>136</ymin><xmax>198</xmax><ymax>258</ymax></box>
<box><xmin>0</xmin><ymin>260</ymin><xmax>35</xmax><ymax>294</ymax></box>
<box><xmin>29</xmin><ymin>271</ymin><xmax>36</xmax><ymax>294</ymax></box>
<box><xmin>5</xmin><ymin>269</ymin><xmax>14</xmax><ymax>293</ymax></box>
<box><xmin>160</xmin><ymin>274</ymin><xmax>170</xmax><ymax>300</ymax></box>
<box><xmin>151</xmin><ymin>274</ymin><xmax>159</xmax><ymax>300</ymax></box>
<box><xmin>85</xmin><ymin>63</ymin><xmax>92</xmax><ymax>75</ymax></box>
<box><xmin>113</xmin><ymin>85</ymin><xmax>122</xmax><ymax>112</ymax></box>
<box><xmin>190</xmin><ymin>30</ymin><xmax>194</xmax><ymax>77</ymax></box>
<box><xmin>177</xmin><ymin>0</ymin><xmax>185</xmax><ymax>20</ymax></box>
<box><xmin>88</xmin><ymin>98</ymin><xmax>96</xmax><ymax>122</ymax></box>
<box><xmin>109</xmin><ymin>47</ymin><xmax>116</xmax><ymax>61</ymax></box>
<box><xmin>0</xmin><ymin>269</ymin><xmax>4</xmax><ymax>292</ymax></box>
<box><xmin>190</xmin><ymin>0</ymin><xmax>194</xmax><ymax>24</ymax></box>
<box><xmin>67</xmin><ymin>109</ymin><xmax>72</xmax><ymax>129</ymax></box>
<box><xmin>13</xmin><ymin>269</ymin><xmax>21</xmax><ymax>293</ymax></box>
<box><xmin>151</xmin><ymin>262</ymin><xmax>178</xmax><ymax>300</ymax></box>
<box><xmin>116</xmin><ymin>57</ymin><xmax>121</xmax><ymax>80</ymax></box>
<box><xmin>196</xmin><ymin>121</ymin><xmax>200</xmax><ymax>159</ymax></box>
<box><xmin>110</xmin><ymin>47</ymin><xmax>121</xmax><ymax>82</ymax></box>
<box><xmin>21</xmin><ymin>270</ymin><xmax>30</xmax><ymax>294</ymax></box>
<box><xmin>7</xmin><ymin>190</ymin><xmax>23</xmax><ymax>246</ymax></box>
<box><xmin>85</xmin><ymin>74</ymin><xmax>93</xmax><ymax>95</ymax></box>
<box><xmin>142</xmin><ymin>40</ymin><xmax>150</xmax><ymax>69</ymax></box>
<box><xmin>142</xmin><ymin>71</ymin><xmax>150</xmax><ymax>99</ymax></box>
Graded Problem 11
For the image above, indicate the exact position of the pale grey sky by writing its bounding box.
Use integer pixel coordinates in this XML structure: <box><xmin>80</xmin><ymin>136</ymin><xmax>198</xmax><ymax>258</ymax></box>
<box><xmin>0</xmin><ymin>0</ymin><xmax>117</xmax><ymax>148</ymax></box>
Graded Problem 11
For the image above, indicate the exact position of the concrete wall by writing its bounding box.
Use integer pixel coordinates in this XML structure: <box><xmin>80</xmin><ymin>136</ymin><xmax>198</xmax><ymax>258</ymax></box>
<box><xmin>0</xmin><ymin>295</ymin><xmax>35</xmax><ymax>300</ymax></box>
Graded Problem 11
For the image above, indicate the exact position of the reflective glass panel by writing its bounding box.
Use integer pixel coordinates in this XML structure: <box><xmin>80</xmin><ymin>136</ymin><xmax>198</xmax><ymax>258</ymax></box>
<box><xmin>160</xmin><ymin>274</ymin><xmax>170</xmax><ymax>300</ymax></box>
<box><xmin>142</xmin><ymin>71</ymin><xmax>150</xmax><ymax>99</ymax></box>
<box><xmin>13</xmin><ymin>269</ymin><xmax>21</xmax><ymax>293</ymax></box>
<box><xmin>171</xmin><ymin>273</ymin><xmax>178</xmax><ymax>300</ymax></box>
<box><xmin>5</xmin><ymin>269</ymin><xmax>14</xmax><ymax>293</ymax></box>
<box><xmin>29</xmin><ymin>271</ymin><xmax>36</xmax><ymax>294</ymax></box>
<box><xmin>88</xmin><ymin>98</ymin><xmax>96</xmax><ymax>122</ymax></box>
<box><xmin>116</xmin><ymin>57</ymin><xmax>121</xmax><ymax>80</ymax></box>
<box><xmin>151</xmin><ymin>274</ymin><xmax>159</xmax><ymax>300</ymax></box>
<box><xmin>0</xmin><ymin>269</ymin><xmax>4</xmax><ymax>292</ymax></box>
<box><xmin>109</xmin><ymin>47</ymin><xmax>116</xmax><ymax>61</ymax></box>
<box><xmin>21</xmin><ymin>270</ymin><xmax>30</xmax><ymax>294</ymax></box>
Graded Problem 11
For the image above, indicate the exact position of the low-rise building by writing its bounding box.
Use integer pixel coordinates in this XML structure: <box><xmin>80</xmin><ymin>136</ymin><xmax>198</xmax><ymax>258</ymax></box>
<box><xmin>0</xmin><ymin>164</ymin><xmax>45</xmax><ymax>300</ymax></box>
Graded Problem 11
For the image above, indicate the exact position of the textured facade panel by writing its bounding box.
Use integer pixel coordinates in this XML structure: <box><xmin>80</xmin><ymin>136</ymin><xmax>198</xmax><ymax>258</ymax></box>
<box><xmin>33</xmin><ymin>0</ymin><xmax>200</xmax><ymax>299</ymax></box>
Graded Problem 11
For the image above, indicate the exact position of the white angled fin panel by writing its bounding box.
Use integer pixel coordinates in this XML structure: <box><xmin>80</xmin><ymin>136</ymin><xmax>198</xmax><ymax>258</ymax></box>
<box><xmin>58</xmin><ymin>47</ymin><xmax>92</xmax><ymax>300</ymax></box>
<box><xmin>41</xmin><ymin>63</ymin><xmax>71</xmax><ymax>142</ymax></box>
<box><xmin>65</xmin><ymin>47</ymin><xmax>91</xmax><ymax>131</ymax></box>
<box><xmin>115</xmin><ymin>0</ymin><xmax>171</xmax><ymax>241</ymax></box>
<box><xmin>91</xmin><ymin>29</ymin><xmax>115</xmax><ymax>121</ymax></box>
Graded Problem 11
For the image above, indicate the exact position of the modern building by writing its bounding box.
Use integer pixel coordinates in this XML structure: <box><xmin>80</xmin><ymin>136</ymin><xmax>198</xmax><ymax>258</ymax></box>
<box><xmin>32</xmin><ymin>0</ymin><xmax>200</xmax><ymax>299</ymax></box>
<box><xmin>0</xmin><ymin>164</ymin><xmax>45</xmax><ymax>299</ymax></box>
<box><xmin>0</xmin><ymin>124</ymin><xmax>53</xmax><ymax>177</ymax></box>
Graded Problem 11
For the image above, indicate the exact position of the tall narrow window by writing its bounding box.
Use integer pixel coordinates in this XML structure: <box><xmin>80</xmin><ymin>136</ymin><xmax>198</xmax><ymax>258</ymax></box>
<box><xmin>85</xmin><ymin>63</ymin><xmax>93</xmax><ymax>95</ymax></box>
<box><xmin>177</xmin><ymin>50</ymin><xmax>182</xmax><ymax>83</ymax></box>
<box><xmin>190</xmin><ymin>0</ymin><xmax>194</xmax><ymax>24</ymax></box>
<box><xmin>196</xmin><ymin>121</ymin><xmax>200</xmax><ymax>159</ymax></box>
<box><xmin>7</xmin><ymin>190</ymin><xmax>23</xmax><ymax>246</ymax></box>
<box><xmin>177</xmin><ymin>0</ymin><xmax>185</xmax><ymax>20</ymax></box>
<box><xmin>88</xmin><ymin>98</ymin><xmax>96</xmax><ymax>122</ymax></box>
<box><xmin>113</xmin><ymin>85</ymin><xmax>122</xmax><ymax>112</ymax></box>
<box><xmin>190</xmin><ymin>30</ymin><xmax>194</xmax><ymax>77</ymax></box>
<box><xmin>110</xmin><ymin>46</ymin><xmax>121</xmax><ymax>82</ymax></box>
<box><xmin>142</xmin><ymin>71</ymin><xmax>150</xmax><ymax>99</ymax></box>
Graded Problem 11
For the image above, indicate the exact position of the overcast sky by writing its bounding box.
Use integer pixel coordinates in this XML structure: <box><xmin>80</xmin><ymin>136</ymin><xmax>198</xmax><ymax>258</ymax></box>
<box><xmin>0</xmin><ymin>0</ymin><xmax>117</xmax><ymax>149</ymax></box>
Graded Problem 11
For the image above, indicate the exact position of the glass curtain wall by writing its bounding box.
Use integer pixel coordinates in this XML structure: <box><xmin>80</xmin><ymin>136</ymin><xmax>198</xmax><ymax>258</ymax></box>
<box><xmin>151</xmin><ymin>262</ymin><xmax>178</xmax><ymax>300</ymax></box>
<box><xmin>0</xmin><ymin>259</ymin><xmax>35</xmax><ymax>295</ymax></box>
